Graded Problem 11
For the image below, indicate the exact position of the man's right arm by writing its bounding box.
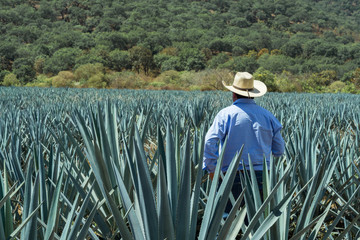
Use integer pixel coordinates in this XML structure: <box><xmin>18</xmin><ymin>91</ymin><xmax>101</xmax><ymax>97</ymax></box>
<box><xmin>272</xmin><ymin>126</ymin><xmax>285</xmax><ymax>157</ymax></box>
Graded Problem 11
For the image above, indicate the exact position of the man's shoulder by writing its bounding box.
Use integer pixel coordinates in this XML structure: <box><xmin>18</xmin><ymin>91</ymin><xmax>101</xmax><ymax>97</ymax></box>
<box><xmin>217</xmin><ymin>105</ymin><xmax>242</xmax><ymax>116</ymax></box>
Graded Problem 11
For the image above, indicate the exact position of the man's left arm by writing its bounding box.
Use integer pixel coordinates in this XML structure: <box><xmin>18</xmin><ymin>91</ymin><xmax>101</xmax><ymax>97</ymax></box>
<box><xmin>203</xmin><ymin>114</ymin><xmax>225</xmax><ymax>173</ymax></box>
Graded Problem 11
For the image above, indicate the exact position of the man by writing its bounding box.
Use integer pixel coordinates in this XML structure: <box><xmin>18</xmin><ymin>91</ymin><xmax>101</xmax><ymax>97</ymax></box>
<box><xmin>203</xmin><ymin>72</ymin><xmax>284</xmax><ymax>213</ymax></box>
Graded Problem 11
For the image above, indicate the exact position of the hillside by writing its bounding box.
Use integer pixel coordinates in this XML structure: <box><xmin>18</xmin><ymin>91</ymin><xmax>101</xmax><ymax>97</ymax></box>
<box><xmin>1</xmin><ymin>0</ymin><xmax>360</xmax><ymax>92</ymax></box>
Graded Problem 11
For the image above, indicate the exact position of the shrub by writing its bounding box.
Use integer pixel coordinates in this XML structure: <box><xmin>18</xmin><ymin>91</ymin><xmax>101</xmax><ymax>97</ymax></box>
<box><xmin>189</xmin><ymin>69</ymin><xmax>233</xmax><ymax>90</ymax></box>
<box><xmin>328</xmin><ymin>81</ymin><xmax>346</xmax><ymax>93</ymax></box>
<box><xmin>52</xmin><ymin>71</ymin><xmax>75</xmax><ymax>87</ymax></box>
<box><xmin>155</xmin><ymin>70</ymin><xmax>181</xmax><ymax>86</ymax></box>
<box><xmin>25</xmin><ymin>75</ymin><xmax>52</xmax><ymax>87</ymax></box>
<box><xmin>253</xmin><ymin>67</ymin><xmax>277</xmax><ymax>92</ymax></box>
<box><xmin>148</xmin><ymin>81</ymin><xmax>167</xmax><ymax>89</ymax></box>
<box><xmin>275</xmin><ymin>71</ymin><xmax>302</xmax><ymax>92</ymax></box>
<box><xmin>86</xmin><ymin>73</ymin><xmax>107</xmax><ymax>88</ymax></box>
<box><xmin>0</xmin><ymin>70</ymin><xmax>10</xmax><ymax>83</ymax></box>
<box><xmin>107</xmin><ymin>71</ymin><xmax>146</xmax><ymax>89</ymax></box>
<box><xmin>2</xmin><ymin>73</ymin><xmax>21</xmax><ymax>86</ymax></box>
<box><xmin>74</xmin><ymin>63</ymin><xmax>105</xmax><ymax>82</ymax></box>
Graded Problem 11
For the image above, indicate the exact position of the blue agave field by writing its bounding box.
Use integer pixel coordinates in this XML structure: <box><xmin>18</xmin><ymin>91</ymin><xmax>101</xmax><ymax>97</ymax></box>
<box><xmin>0</xmin><ymin>87</ymin><xmax>359</xmax><ymax>239</ymax></box>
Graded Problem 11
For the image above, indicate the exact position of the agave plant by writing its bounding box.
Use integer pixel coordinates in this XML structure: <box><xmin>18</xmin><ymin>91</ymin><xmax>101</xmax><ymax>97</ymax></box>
<box><xmin>0</xmin><ymin>88</ymin><xmax>359</xmax><ymax>239</ymax></box>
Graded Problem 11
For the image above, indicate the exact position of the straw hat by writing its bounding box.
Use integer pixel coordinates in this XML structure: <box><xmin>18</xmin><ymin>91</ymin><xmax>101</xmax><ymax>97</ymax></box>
<box><xmin>222</xmin><ymin>72</ymin><xmax>267</xmax><ymax>98</ymax></box>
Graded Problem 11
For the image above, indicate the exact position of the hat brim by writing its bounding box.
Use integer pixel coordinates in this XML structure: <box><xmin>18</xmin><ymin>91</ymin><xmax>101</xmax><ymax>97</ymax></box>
<box><xmin>222</xmin><ymin>80</ymin><xmax>267</xmax><ymax>97</ymax></box>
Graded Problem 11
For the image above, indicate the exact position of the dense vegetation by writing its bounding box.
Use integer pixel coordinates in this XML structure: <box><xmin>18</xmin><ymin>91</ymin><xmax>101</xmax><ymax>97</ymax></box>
<box><xmin>0</xmin><ymin>87</ymin><xmax>360</xmax><ymax>239</ymax></box>
<box><xmin>1</xmin><ymin>0</ymin><xmax>360</xmax><ymax>93</ymax></box>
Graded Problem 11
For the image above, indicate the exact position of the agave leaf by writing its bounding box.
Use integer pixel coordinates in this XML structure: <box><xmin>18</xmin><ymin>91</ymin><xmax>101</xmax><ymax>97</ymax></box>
<box><xmin>205</xmin><ymin>149</ymin><xmax>242</xmax><ymax>240</ymax></box>
<box><xmin>249</xmin><ymin>184</ymin><xmax>297</xmax><ymax>240</ymax></box>
<box><xmin>23</xmin><ymin>173</ymin><xmax>40</xmax><ymax>240</ymax></box>
<box><xmin>239</xmin><ymin>163</ymin><xmax>257</xmax><ymax>224</ymax></box>
<box><xmin>189</xmin><ymin>132</ymin><xmax>205</xmax><ymax>240</ymax></box>
<box><xmin>68</xmin><ymin>184</ymin><xmax>95</xmax><ymax>240</ymax></box>
<box><xmin>217</xmin><ymin>189</ymin><xmax>246</xmax><ymax>239</ymax></box>
<box><xmin>112</xmin><ymin>160</ymin><xmax>145</xmax><ymax>240</ymax></box>
<box><xmin>307</xmin><ymin>203</ymin><xmax>332</xmax><ymax>240</ymax></box>
<box><xmin>44</xmin><ymin>168</ymin><xmax>64</xmax><ymax>240</ymax></box>
<box><xmin>0</xmin><ymin>180</ymin><xmax>17</xmax><ymax>210</ymax></box>
<box><xmin>289</xmin><ymin>209</ymin><xmax>332</xmax><ymax>240</ymax></box>
<box><xmin>157</xmin><ymin>125</ymin><xmax>166</xmax><ymax>176</ymax></box>
<box><xmin>295</xmin><ymin>157</ymin><xmax>338</xmax><ymax>235</ymax></box>
<box><xmin>105</xmin><ymin>101</ymin><xmax>120</xmax><ymax>169</ymax></box>
<box><xmin>59</xmin><ymin>194</ymin><xmax>80</xmax><ymax>240</ymax></box>
<box><xmin>93</xmin><ymin>144</ymin><xmax>133</xmax><ymax>240</ymax></box>
<box><xmin>3</xmin><ymin>161</ymin><xmax>13</xmax><ymax>238</ymax></box>
<box><xmin>22</xmin><ymin>159</ymin><xmax>34</xmax><ymax>221</ymax></box>
<box><xmin>334</xmin><ymin>214</ymin><xmax>360</xmax><ymax>240</ymax></box>
<box><xmin>226</xmin><ymin>207</ymin><xmax>247</xmax><ymax>239</ymax></box>
<box><xmin>75</xmin><ymin>202</ymin><xmax>99</xmax><ymax>240</ymax></box>
<box><xmin>198</xmin><ymin>137</ymin><xmax>229</xmax><ymax>240</ymax></box>
<box><xmin>140</xmin><ymin>104</ymin><xmax>153</xmax><ymax>143</ymax></box>
<box><xmin>35</xmin><ymin>144</ymin><xmax>49</xmax><ymax>225</ymax></box>
<box><xmin>75</xmin><ymin>110</ymin><xmax>132</xmax><ymax>239</ymax></box>
<box><xmin>240</xmin><ymin>163</ymin><xmax>294</xmax><ymax>240</ymax></box>
<box><xmin>66</xmin><ymin>171</ymin><xmax>111</xmax><ymax>237</ymax></box>
<box><xmin>157</xmin><ymin>155</ymin><xmax>175</xmax><ymax>240</ymax></box>
<box><xmin>133</xmin><ymin>135</ymin><xmax>158</xmax><ymax>240</ymax></box>
<box><xmin>322</xmin><ymin>185</ymin><xmax>360</xmax><ymax>239</ymax></box>
<box><xmin>0</xmin><ymin>205</ymin><xmax>5</xmax><ymax>240</ymax></box>
<box><xmin>165</xmin><ymin>121</ymin><xmax>177</xmax><ymax>224</ymax></box>
<box><xmin>175</xmin><ymin>130</ymin><xmax>191</xmax><ymax>240</ymax></box>
<box><xmin>9</xmin><ymin>203</ymin><xmax>43</xmax><ymax>240</ymax></box>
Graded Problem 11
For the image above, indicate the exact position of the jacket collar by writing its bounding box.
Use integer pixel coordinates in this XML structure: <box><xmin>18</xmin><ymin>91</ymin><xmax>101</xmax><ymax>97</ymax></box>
<box><xmin>233</xmin><ymin>99</ymin><xmax>256</xmax><ymax>105</ymax></box>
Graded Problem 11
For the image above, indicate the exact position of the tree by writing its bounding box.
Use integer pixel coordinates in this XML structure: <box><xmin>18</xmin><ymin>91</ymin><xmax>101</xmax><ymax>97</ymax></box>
<box><xmin>75</xmin><ymin>46</ymin><xmax>110</xmax><ymax>68</ymax></box>
<box><xmin>129</xmin><ymin>46</ymin><xmax>154</xmax><ymax>74</ymax></box>
<box><xmin>154</xmin><ymin>54</ymin><xmax>183</xmax><ymax>72</ymax></box>
<box><xmin>208</xmin><ymin>38</ymin><xmax>232</xmax><ymax>53</ymax></box>
<box><xmin>0</xmin><ymin>40</ymin><xmax>18</xmax><ymax>71</ymax></box>
<box><xmin>178</xmin><ymin>47</ymin><xmax>206</xmax><ymax>71</ymax></box>
<box><xmin>95</xmin><ymin>32</ymin><xmax>128</xmax><ymax>51</ymax></box>
<box><xmin>257</xmin><ymin>54</ymin><xmax>294</xmax><ymax>73</ymax></box>
<box><xmin>109</xmin><ymin>50</ymin><xmax>130</xmax><ymax>71</ymax></box>
<box><xmin>221</xmin><ymin>56</ymin><xmax>259</xmax><ymax>73</ymax></box>
<box><xmin>281</xmin><ymin>40</ymin><xmax>303</xmax><ymax>58</ymax></box>
<box><xmin>272</xmin><ymin>15</ymin><xmax>290</xmax><ymax>30</ymax></box>
<box><xmin>12</xmin><ymin>58</ymin><xmax>35</xmax><ymax>83</ymax></box>
<box><xmin>44</xmin><ymin>48</ymin><xmax>82</xmax><ymax>74</ymax></box>
<box><xmin>139</xmin><ymin>32</ymin><xmax>171</xmax><ymax>53</ymax></box>
<box><xmin>207</xmin><ymin>53</ymin><xmax>230</xmax><ymax>69</ymax></box>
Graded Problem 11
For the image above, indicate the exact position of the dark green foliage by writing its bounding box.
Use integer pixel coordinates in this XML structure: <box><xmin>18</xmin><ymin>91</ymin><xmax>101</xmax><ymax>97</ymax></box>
<box><xmin>12</xmin><ymin>58</ymin><xmax>35</xmax><ymax>83</ymax></box>
<box><xmin>43</xmin><ymin>48</ymin><xmax>82</xmax><ymax>74</ymax></box>
<box><xmin>1</xmin><ymin>0</ymin><xmax>360</xmax><ymax>84</ymax></box>
<box><xmin>258</xmin><ymin>54</ymin><xmax>294</xmax><ymax>74</ymax></box>
<box><xmin>129</xmin><ymin>46</ymin><xmax>154</xmax><ymax>74</ymax></box>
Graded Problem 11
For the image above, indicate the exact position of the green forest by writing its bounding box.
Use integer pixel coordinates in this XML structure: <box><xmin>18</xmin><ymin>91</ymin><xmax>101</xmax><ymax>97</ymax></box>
<box><xmin>1</xmin><ymin>0</ymin><xmax>360</xmax><ymax>93</ymax></box>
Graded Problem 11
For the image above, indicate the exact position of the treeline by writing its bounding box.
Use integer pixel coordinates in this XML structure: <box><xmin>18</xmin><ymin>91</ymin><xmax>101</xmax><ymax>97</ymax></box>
<box><xmin>1</xmin><ymin>0</ymin><xmax>360</xmax><ymax>93</ymax></box>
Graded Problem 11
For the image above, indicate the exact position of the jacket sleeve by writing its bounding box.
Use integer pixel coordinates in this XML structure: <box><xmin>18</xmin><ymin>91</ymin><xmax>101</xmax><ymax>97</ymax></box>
<box><xmin>203</xmin><ymin>113</ymin><xmax>226</xmax><ymax>173</ymax></box>
<box><xmin>271</xmin><ymin>118</ymin><xmax>285</xmax><ymax>157</ymax></box>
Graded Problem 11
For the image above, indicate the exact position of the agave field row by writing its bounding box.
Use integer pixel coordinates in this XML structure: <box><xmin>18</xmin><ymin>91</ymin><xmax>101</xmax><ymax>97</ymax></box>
<box><xmin>0</xmin><ymin>87</ymin><xmax>359</xmax><ymax>239</ymax></box>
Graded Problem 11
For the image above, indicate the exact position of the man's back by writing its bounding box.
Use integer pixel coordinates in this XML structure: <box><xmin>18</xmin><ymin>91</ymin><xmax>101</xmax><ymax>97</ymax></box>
<box><xmin>203</xmin><ymin>98</ymin><xmax>284</xmax><ymax>172</ymax></box>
